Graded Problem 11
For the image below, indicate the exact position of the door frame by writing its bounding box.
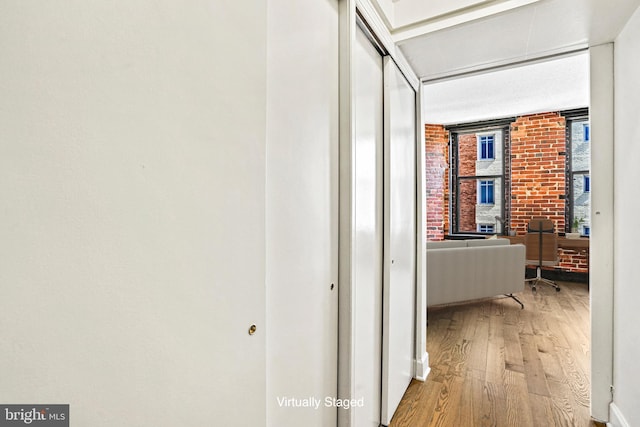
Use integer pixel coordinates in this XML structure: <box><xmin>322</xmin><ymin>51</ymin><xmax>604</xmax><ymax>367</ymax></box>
<box><xmin>337</xmin><ymin>1</ymin><xmax>427</xmax><ymax>425</ymax></box>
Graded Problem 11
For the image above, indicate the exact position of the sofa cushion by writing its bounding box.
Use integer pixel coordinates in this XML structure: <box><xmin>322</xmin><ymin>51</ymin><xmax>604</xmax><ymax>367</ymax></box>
<box><xmin>466</xmin><ymin>238</ymin><xmax>510</xmax><ymax>247</ymax></box>
<box><xmin>426</xmin><ymin>240</ymin><xmax>467</xmax><ymax>250</ymax></box>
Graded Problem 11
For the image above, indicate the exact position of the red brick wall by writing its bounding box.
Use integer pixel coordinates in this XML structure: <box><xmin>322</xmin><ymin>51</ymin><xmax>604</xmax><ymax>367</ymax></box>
<box><xmin>425</xmin><ymin>125</ymin><xmax>448</xmax><ymax>241</ymax></box>
<box><xmin>423</xmin><ymin>111</ymin><xmax>588</xmax><ymax>274</ymax></box>
<box><xmin>457</xmin><ymin>134</ymin><xmax>478</xmax><ymax>232</ymax></box>
<box><xmin>457</xmin><ymin>134</ymin><xmax>477</xmax><ymax>176</ymax></box>
<box><xmin>458</xmin><ymin>180</ymin><xmax>477</xmax><ymax>232</ymax></box>
<box><xmin>510</xmin><ymin>112</ymin><xmax>586</xmax><ymax>274</ymax></box>
<box><xmin>558</xmin><ymin>249</ymin><xmax>589</xmax><ymax>273</ymax></box>
<box><xmin>510</xmin><ymin>112</ymin><xmax>567</xmax><ymax>234</ymax></box>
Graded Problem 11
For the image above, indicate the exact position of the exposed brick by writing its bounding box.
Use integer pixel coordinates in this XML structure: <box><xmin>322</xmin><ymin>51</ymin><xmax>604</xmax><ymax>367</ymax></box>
<box><xmin>510</xmin><ymin>112</ymin><xmax>567</xmax><ymax>234</ymax></box>
<box><xmin>425</xmin><ymin>124</ymin><xmax>449</xmax><ymax>241</ymax></box>
<box><xmin>424</xmin><ymin>112</ymin><xmax>588</xmax><ymax>273</ymax></box>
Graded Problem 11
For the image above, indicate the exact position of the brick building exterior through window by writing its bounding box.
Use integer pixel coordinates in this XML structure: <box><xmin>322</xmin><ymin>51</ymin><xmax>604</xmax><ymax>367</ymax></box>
<box><xmin>443</xmin><ymin>109</ymin><xmax>590</xmax><ymax>237</ymax></box>
<box><xmin>425</xmin><ymin>109</ymin><xmax>591</xmax><ymax>273</ymax></box>
<box><xmin>449</xmin><ymin>121</ymin><xmax>510</xmax><ymax>235</ymax></box>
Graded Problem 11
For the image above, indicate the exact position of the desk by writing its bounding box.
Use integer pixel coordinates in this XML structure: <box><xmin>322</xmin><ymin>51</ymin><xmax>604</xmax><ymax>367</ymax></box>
<box><xmin>506</xmin><ymin>234</ymin><xmax>589</xmax><ymax>274</ymax></box>
<box><xmin>504</xmin><ymin>235</ymin><xmax>589</xmax><ymax>250</ymax></box>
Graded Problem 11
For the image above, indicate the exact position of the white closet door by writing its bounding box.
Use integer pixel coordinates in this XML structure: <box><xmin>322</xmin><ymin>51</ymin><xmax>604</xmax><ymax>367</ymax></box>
<box><xmin>353</xmin><ymin>26</ymin><xmax>384</xmax><ymax>427</ymax></box>
<box><xmin>381</xmin><ymin>58</ymin><xmax>417</xmax><ymax>426</ymax></box>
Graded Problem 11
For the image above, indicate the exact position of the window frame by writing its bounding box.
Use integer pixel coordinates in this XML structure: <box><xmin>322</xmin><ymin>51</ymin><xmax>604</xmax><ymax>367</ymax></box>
<box><xmin>584</xmin><ymin>123</ymin><xmax>590</xmax><ymax>142</ymax></box>
<box><xmin>478</xmin><ymin>224</ymin><xmax>495</xmax><ymax>233</ymax></box>
<box><xmin>478</xmin><ymin>179</ymin><xmax>495</xmax><ymax>205</ymax></box>
<box><xmin>563</xmin><ymin>109</ymin><xmax>590</xmax><ymax>233</ymax></box>
<box><xmin>478</xmin><ymin>134</ymin><xmax>495</xmax><ymax>160</ymax></box>
<box><xmin>447</xmin><ymin>118</ymin><xmax>514</xmax><ymax>236</ymax></box>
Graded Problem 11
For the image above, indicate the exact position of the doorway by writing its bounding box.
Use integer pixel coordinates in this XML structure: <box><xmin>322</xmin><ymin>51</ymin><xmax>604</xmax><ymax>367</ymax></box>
<box><xmin>420</xmin><ymin>49</ymin><xmax>613</xmax><ymax>423</ymax></box>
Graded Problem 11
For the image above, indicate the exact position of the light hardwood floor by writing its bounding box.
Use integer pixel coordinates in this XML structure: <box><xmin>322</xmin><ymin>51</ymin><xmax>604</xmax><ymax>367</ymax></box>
<box><xmin>390</xmin><ymin>281</ymin><xmax>605</xmax><ymax>427</ymax></box>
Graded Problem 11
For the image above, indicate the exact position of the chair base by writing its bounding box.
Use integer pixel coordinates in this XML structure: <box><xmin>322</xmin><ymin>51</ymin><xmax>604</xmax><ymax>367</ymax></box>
<box><xmin>525</xmin><ymin>266</ymin><xmax>561</xmax><ymax>292</ymax></box>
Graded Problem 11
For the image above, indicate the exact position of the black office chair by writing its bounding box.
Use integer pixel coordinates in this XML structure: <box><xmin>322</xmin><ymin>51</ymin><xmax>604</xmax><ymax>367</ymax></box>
<box><xmin>524</xmin><ymin>218</ymin><xmax>561</xmax><ymax>292</ymax></box>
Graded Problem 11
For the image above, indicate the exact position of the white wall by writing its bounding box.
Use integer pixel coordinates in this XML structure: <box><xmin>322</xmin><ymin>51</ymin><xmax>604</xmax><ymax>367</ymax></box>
<box><xmin>266</xmin><ymin>0</ymin><xmax>339</xmax><ymax>425</ymax></box>
<box><xmin>611</xmin><ymin>6</ymin><xmax>640</xmax><ymax>426</ymax></box>
<box><xmin>0</xmin><ymin>1</ymin><xmax>267</xmax><ymax>425</ymax></box>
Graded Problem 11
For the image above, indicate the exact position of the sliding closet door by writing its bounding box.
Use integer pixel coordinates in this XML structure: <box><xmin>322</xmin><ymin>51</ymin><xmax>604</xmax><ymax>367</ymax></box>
<box><xmin>381</xmin><ymin>58</ymin><xmax>417</xmax><ymax>426</ymax></box>
<box><xmin>353</xmin><ymin>26</ymin><xmax>384</xmax><ymax>427</ymax></box>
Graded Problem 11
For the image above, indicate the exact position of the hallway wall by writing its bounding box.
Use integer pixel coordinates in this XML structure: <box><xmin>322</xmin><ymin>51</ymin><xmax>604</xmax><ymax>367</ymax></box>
<box><xmin>0</xmin><ymin>1</ymin><xmax>268</xmax><ymax>425</ymax></box>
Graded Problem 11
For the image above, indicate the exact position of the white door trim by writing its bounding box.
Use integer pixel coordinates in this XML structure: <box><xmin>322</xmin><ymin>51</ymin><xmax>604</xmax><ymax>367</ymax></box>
<box><xmin>589</xmin><ymin>42</ymin><xmax>615</xmax><ymax>423</ymax></box>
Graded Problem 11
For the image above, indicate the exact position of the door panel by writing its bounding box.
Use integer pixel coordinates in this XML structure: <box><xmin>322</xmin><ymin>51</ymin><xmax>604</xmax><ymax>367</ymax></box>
<box><xmin>381</xmin><ymin>58</ymin><xmax>417</xmax><ymax>426</ymax></box>
<box><xmin>353</xmin><ymin>26</ymin><xmax>384</xmax><ymax>427</ymax></box>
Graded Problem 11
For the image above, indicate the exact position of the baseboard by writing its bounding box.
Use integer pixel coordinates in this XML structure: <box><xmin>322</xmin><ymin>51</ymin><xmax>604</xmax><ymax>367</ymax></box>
<box><xmin>414</xmin><ymin>352</ymin><xmax>430</xmax><ymax>381</ymax></box>
<box><xmin>609</xmin><ymin>402</ymin><xmax>630</xmax><ymax>427</ymax></box>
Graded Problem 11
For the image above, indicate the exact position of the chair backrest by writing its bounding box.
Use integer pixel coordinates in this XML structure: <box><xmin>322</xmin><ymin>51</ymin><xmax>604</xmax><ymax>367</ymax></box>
<box><xmin>527</xmin><ymin>218</ymin><xmax>554</xmax><ymax>233</ymax></box>
<box><xmin>525</xmin><ymin>218</ymin><xmax>558</xmax><ymax>266</ymax></box>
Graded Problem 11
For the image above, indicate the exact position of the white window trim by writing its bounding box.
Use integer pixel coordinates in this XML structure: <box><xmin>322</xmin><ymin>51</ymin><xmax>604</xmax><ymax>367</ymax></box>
<box><xmin>476</xmin><ymin>132</ymin><xmax>496</xmax><ymax>161</ymax></box>
<box><xmin>478</xmin><ymin>224</ymin><xmax>495</xmax><ymax>233</ymax></box>
<box><xmin>478</xmin><ymin>179</ymin><xmax>495</xmax><ymax>205</ymax></box>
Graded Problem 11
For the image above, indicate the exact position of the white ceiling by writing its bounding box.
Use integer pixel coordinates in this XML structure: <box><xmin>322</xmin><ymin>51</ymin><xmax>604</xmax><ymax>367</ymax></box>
<box><xmin>372</xmin><ymin>0</ymin><xmax>640</xmax><ymax>80</ymax></box>
<box><xmin>422</xmin><ymin>51</ymin><xmax>590</xmax><ymax>124</ymax></box>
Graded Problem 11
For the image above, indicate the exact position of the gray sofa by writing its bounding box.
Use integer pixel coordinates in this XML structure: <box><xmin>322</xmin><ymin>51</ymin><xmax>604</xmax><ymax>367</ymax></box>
<box><xmin>426</xmin><ymin>238</ymin><xmax>526</xmax><ymax>307</ymax></box>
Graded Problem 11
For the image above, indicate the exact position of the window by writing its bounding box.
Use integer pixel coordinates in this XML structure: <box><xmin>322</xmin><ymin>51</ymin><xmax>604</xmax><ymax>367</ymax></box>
<box><xmin>567</xmin><ymin>115</ymin><xmax>591</xmax><ymax>234</ymax></box>
<box><xmin>584</xmin><ymin>124</ymin><xmax>590</xmax><ymax>142</ymax></box>
<box><xmin>479</xmin><ymin>180</ymin><xmax>494</xmax><ymax>204</ymax></box>
<box><xmin>478</xmin><ymin>224</ymin><xmax>494</xmax><ymax>233</ymax></box>
<box><xmin>565</xmin><ymin>117</ymin><xmax>591</xmax><ymax>235</ymax></box>
<box><xmin>449</xmin><ymin>124</ymin><xmax>508</xmax><ymax>235</ymax></box>
<box><xmin>479</xmin><ymin>135</ymin><xmax>495</xmax><ymax>160</ymax></box>
<box><xmin>446</xmin><ymin>113</ymin><xmax>588</xmax><ymax>237</ymax></box>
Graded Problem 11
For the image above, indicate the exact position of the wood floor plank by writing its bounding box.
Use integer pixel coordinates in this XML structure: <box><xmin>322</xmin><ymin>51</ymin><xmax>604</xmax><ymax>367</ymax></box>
<box><xmin>556</xmin><ymin>347</ymin><xmax>590</xmax><ymax>409</ymax></box>
<box><xmin>520</xmin><ymin>332</ymin><xmax>551</xmax><ymax>397</ymax></box>
<box><xmin>479</xmin><ymin>380</ymin><xmax>507</xmax><ymax>427</ymax></box>
<box><xmin>390</xmin><ymin>281</ymin><xmax>596</xmax><ymax>427</ymax></box>
<box><xmin>503</xmin><ymin>324</ymin><xmax>525</xmax><ymax>373</ymax></box>
<box><xmin>502</xmin><ymin>369</ymin><xmax>534</xmax><ymax>427</ymax></box>
<box><xmin>428</xmin><ymin>374</ymin><xmax>465</xmax><ymax>427</ymax></box>
<box><xmin>529</xmin><ymin>392</ymin><xmax>556</xmax><ymax>427</ymax></box>
<box><xmin>468</xmin><ymin>313</ymin><xmax>490</xmax><ymax>378</ymax></box>
<box><xmin>485</xmin><ymin>312</ymin><xmax>506</xmax><ymax>384</ymax></box>
<box><xmin>390</xmin><ymin>379</ymin><xmax>442</xmax><ymax>426</ymax></box>
<box><xmin>547</xmin><ymin>379</ymin><xmax>578</xmax><ymax>427</ymax></box>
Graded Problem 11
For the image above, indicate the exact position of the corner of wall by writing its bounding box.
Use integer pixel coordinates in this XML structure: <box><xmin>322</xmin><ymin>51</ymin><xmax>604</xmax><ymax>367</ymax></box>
<box><xmin>414</xmin><ymin>351</ymin><xmax>430</xmax><ymax>381</ymax></box>
<box><xmin>610</xmin><ymin>402</ymin><xmax>631</xmax><ymax>427</ymax></box>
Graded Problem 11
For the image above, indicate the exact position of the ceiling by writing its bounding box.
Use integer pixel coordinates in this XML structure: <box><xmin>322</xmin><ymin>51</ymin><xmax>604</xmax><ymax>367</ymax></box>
<box><xmin>372</xmin><ymin>0</ymin><xmax>640</xmax><ymax>80</ymax></box>
<box><xmin>422</xmin><ymin>51</ymin><xmax>589</xmax><ymax>124</ymax></box>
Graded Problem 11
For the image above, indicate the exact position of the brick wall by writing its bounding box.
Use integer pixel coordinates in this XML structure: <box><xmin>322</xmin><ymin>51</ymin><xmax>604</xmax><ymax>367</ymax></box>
<box><xmin>457</xmin><ymin>134</ymin><xmax>477</xmax><ymax>232</ymax></box>
<box><xmin>510</xmin><ymin>112</ymin><xmax>567</xmax><ymax>234</ymax></box>
<box><xmin>511</xmin><ymin>113</ymin><xmax>587</xmax><ymax>273</ymax></box>
<box><xmin>424</xmin><ymin>111</ymin><xmax>588</xmax><ymax>274</ymax></box>
<box><xmin>558</xmin><ymin>249</ymin><xmax>589</xmax><ymax>273</ymax></box>
<box><xmin>425</xmin><ymin>125</ymin><xmax>448</xmax><ymax>241</ymax></box>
